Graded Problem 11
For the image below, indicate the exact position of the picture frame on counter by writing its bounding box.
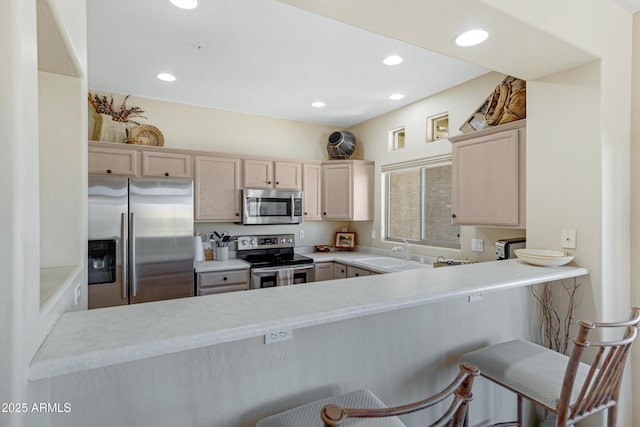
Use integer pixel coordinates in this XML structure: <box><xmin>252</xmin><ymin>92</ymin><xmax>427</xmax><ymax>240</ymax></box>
<box><xmin>335</xmin><ymin>232</ymin><xmax>356</xmax><ymax>249</ymax></box>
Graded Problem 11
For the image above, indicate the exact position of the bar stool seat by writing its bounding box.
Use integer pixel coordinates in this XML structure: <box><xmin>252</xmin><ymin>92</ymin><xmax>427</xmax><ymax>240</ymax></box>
<box><xmin>255</xmin><ymin>363</ymin><xmax>479</xmax><ymax>427</ymax></box>
<box><xmin>461</xmin><ymin>340</ymin><xmax>592</xmax><ymax>411</ymax></box>
<box><xmin>256</xmin><ymin>389</ymin><xmax>404</xmax><ymax>427</ymax></box>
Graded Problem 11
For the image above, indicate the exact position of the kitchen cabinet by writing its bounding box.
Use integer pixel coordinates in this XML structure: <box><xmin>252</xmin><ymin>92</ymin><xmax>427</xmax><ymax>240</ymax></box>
<box><xmin>314</xmin><ymin>262</ymin><xmax>334</xmax><ymax>282</ymax></box>
<box><xmin>346</xmin><ymin>265</ymin><xmax>371</xmax><ymax>278</ymax></box>
<box><xmin>194</xmin><ymin>155</ymin><xmax>242</xmax><ymax>222</ymax></box>
<box><xmin>449</xmin><ymin>120</ymin><xmax>526</xmax><ymax>228</ymax></box>
<box><xmin>141</xmin><ymin>151</ymin><xmax>192</xmax><ymax>178</ymax></box>
<box><xmin>88</xmin><ymin>146</ymin><xmax>139</xmax><ymax>176</ymax></box>
<box><xmin>302</xmin><ymin>162</ymin><xmax>322</xmax><ymax>221</ymax></box>
<box><xmin>333</xmin><ymin>263</ymin><xmax>347</xmax><ymax>279</ymax></box>
<box><xmin>196</xmin><ymin>269</ymin><xmax>250</xmax><ymax>295</ymax></box>
<box><xmin>243</xmin><ymin>159</ymin><xmax>302</xmax><ymax>190</ymax></box>
<box><xmin>321</xmin><ymin>160</ymin><xmax>374</xmax><ymax>221</ymax></box>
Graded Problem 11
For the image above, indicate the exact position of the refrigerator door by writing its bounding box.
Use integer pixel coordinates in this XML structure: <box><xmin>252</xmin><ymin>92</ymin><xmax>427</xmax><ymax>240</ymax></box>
<box><xmin>88</xmin><ymin>176</ymin><xmax>129</xmax><ymax>308</ymax></box>
<box><xmin>129</xmin><ymin>178</ymin><xmax>194</xmax><ymax>304</ymax></box>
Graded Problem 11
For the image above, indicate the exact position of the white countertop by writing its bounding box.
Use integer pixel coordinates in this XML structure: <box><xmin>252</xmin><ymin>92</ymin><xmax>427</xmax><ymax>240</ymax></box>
<box><xmin>194</xmin><ymin>259</ymin><xmax>250</xmax><ymax>273</ymax></box>
<box><xmin>29</xmin><ymin>259</ymin><xmax>588</xmax><ymax>381</ymax></box>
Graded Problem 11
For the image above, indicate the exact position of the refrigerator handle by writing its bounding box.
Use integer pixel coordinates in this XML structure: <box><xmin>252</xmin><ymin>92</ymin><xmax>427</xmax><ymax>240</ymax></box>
<box><xmin>291</xmin><ymin>194</ymin><xmax>294</xmax><ymax>222</ymax></box>
<box><xmin>121</xmin><ymin>212</ymin><xmax>128</xmax><ymax>300</ymax></box>
<box><xmin>130</xmin><ymin>212</ymin><xmax>138</xmax><ymax>297</ymax></box>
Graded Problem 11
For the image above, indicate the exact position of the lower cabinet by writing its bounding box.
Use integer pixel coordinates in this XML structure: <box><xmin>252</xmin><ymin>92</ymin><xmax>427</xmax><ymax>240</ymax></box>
<box><xmin>196</xmin><ymin>269</ymin><xmax>250</xmax><ymax>295</ymax></box>
<box><xmin>314</xmin><ymin>262</ymin><xmax>334</xmax><ymax>282</ymax></box>
<box><xmin>333</xmin><ymin>263</ymin><xmax>347</xmax><ymax>279</ymax></box>
<box><xmin>347</xmin><ymin>265</ymin><xmax>371</xmax><ymax>278</ymax></box>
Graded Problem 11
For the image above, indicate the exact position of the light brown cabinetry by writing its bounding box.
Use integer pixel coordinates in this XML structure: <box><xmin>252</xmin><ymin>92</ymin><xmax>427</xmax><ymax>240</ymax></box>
<box><xmin>88</xmin><ymin>146</ymin><xmax>139</xmax><ymax>176</ymax></box>
<box><xmin>449</xmin><ymin>120</ymin><xmax>526</xmax><ymax>228</ymax></box>
<box><xmin>196</xmin><ymin>269</ymin><xmax>250</xmax><ymax>295</ymax></box>
<box><xmin>243</xmin><ymin>159</ymin><xmax>302</xmax><ymax>190</ymax></box>
<box><xmin>333</xmin><ymin>263</ymin><xmax>347</xmax><ymax>279</ymax></box>
<box><xmin>321</xmin><ymin>160</ymin><xmax>374</xmax><ymax>221</ymax></box>
<box><xmin>194</xmin><ymin>156</ymin><xmax>242</xmax><ymax>222</ymax></box>
<box><xmin>346</xmin><ymin>265</ymin><xmax>371</xmax><ymax>278</ymax></box>
<box><xmin>141</xmin><ymin>151</ymin><xmax>192</xmax><ymax>178</ymax></box>
<box><xmin>314</xmin><ymin>262</ymin><xmax>334</xmax><ymax>282</ymax></box>
<box><xmin>302</xmin><ymin>162</ymin><xmax>322</xmax><ymax>221</ymax></box>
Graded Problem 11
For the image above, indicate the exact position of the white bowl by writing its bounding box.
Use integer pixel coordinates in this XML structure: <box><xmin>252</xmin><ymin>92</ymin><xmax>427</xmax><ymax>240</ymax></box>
<box><xmin>514</xmin><ymin>248</ymin><xmax>574</xmax><ymax>267</ymax></box>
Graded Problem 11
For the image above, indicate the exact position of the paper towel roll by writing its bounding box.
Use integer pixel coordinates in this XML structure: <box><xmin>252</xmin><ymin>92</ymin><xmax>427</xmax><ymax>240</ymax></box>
<box><xmin>194</xmin><ymin>236</ymin><xmax>204</xmax><ymax>261</ymax></box>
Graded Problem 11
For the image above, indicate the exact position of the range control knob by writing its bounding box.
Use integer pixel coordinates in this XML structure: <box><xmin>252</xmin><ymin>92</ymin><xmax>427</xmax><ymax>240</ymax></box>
<box><xmin>250</xmin><ymin>239</ymin><xmax>257</xmax><ymax>245</ymax></box>
<box><xmin>287</xmin><ymin>238</ymin><xmax>293</xmax><ymax>243</ymax></box>
<box><xmin>280</xmin><ymin>238</ymin><xmax>286</xmax><ymax>243</ymax></box>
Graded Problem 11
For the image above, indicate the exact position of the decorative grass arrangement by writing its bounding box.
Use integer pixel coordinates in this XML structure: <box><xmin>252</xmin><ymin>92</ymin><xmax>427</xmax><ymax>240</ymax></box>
<box><xmin>88</xmin><ymin>93</ymin><xmax>147</xmax><ymax>124</ymax></box>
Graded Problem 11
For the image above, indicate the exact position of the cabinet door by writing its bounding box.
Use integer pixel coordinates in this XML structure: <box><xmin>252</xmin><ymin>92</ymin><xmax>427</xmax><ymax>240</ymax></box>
<box><xmin>194</xmin><ymin>156</ymin><xmax>242</xmax><ymax>222</ymax></box>
<box><xmin>452</xmin><ymin>129</ymin><xmax>521</xmax><ymax>227</ymax></box>
<box><xmin>322</xmin><ymin>163</ymin><xmax>352</xmax><ymax>220</ymax></box>
<box><xmin>333</xmin><ymin>263</ymin><xmax>347</xmax><ymax>279</ymax></box>
<box><xmin>244</xmin><ymin>159</ymin><xmax>273</xmax><ymax>188</ymax></box>
<box><xmin>302</xmin><ymin>163</ymin><xmax>322</xmax><ymax>220</ymax></box>
<box><xmin>314</xmin><ymin>262</ymin><xmax>334</xmax><ymax>282</ymax></box>
<box><xmin>274</xmin><ymin>161</ymin><xmax>302</xmax><ymax>190</ymax></box>
<box><xmin>88</xmin><ymin>146</ymin><xmax>139</xmax><ymax>176</ymax></box>
<box><xmin>142</xmin><ymin>151</ymin><xmax>192</xmax><ymax>178</ymax></box>
<box><xmin>347</xmin><ymin>265</ymin><xmax>371</xmax><ymax>278</ymax></box>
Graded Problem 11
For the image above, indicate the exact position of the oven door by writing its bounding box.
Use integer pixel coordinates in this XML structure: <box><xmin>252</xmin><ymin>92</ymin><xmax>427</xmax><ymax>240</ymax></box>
<box><xmin>250</xmin><ymin>264</ymin><xmax>315</xmax><ymax>289</ymax></box>
<box><xmin>243</xmin><ymin>189</ymin><xmax>303</xmax><ymax>225</ymax></box>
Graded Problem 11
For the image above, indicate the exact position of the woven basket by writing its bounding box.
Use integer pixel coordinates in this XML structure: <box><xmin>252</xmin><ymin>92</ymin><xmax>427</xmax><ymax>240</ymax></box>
<box><xmin>126</xmin><ymin>124</ymin><xmax>164</xmax><ymax>146</ymax></box>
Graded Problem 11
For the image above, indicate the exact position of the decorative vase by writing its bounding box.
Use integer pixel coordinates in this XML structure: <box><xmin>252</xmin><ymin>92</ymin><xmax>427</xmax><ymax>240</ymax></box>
<box><xmin>92</xmin><ymin>113</ymin><xmax>126</xmax><ymax>143</ymax></box>
<box><xmin>327</xmin><ymin>130</ymin><xmax>356</xmax><ymax>160</ymax></box>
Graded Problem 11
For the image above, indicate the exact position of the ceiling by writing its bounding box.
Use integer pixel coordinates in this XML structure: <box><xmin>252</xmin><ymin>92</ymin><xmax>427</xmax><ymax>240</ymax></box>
<box><xmin>615</xmin><ymin>0</ymin><xmax>640</xmax><ymax>12</ymax></box>
<box><xmin>87</xmin><ymin>0</ymin><xmax>490</xmax><ymax>128</ymax></box>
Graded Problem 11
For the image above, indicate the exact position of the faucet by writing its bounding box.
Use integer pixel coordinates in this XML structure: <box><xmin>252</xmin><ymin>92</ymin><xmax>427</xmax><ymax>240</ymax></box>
<box><xmin>392</xmin><ymin>239</ymin><xmax>412</xmax><ymax>263</ymax></box>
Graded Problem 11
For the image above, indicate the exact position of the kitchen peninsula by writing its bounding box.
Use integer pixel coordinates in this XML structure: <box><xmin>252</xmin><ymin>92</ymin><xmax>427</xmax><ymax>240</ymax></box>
<box><xmin>30</xmin><ymin>259</ymin><xmax>587</xmax><ymax>380</ymax></box>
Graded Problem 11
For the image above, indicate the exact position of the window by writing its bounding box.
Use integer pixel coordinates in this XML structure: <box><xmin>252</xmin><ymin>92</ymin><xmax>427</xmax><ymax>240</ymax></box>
<box><xmin>389</xmin><ymin>127</ymin><xmax>405</xmax><ymax>151</ymax></box>
<box><xmin>427</xmin><ymin>112</ymin><xmax>449</xmax><ymax>142</ymax></box>
<box><xmin>383</xmin><ymin>158</ymin><xmax>460</xmax><ymax>249</ymax></box>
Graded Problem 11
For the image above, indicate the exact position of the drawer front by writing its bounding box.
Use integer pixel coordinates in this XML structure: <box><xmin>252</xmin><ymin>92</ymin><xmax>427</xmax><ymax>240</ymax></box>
<box><xmin>142</xmin><ymin>151</ymin><xmax>192</xmax><ymax>178</ymax></box>
<box><xmin>197</xmin><ymin>269</ymin><xmax>249</xmax><ymax>287</ymax></box>
<box><xmin>198</xmin><ymin>283</ymin><xmax>249</xmax><ymax>296</ymax></box>
<box><xmin>347</xmin><ymin>266</ymin><xmax>371</xmax><ymax>278</ymax></box>
<box><xmin>333</xmin><ymin>263</ymin><xmax>347</xmax><ymax>279</ymax></box>
<box><xmin>88</xmin><ymin>147</ymin><xmax>139</xmax><ymax>176</ymax></box>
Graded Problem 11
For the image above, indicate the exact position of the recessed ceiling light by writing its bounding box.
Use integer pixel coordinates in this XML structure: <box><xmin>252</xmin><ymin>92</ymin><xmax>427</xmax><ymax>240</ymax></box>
<box><xmin>389</xmin><ymin>93</ymin><xmax>405</xmax><ymax>100</ymax></box>
<box><xmin>383</xmin><ymin>55</ymin><xmax>403</xmax><ymax>66</ymax></box>
<box><xmin>455</xmin><ymin>29</ymin><xmax>489</xmax><ymax>47</ymax></box>
<box><xmin>311</xmin><ymin>101</ymin><xmax>326</xmax><ymax>108</ymax></box>
<box><xmin>156</xmin><ymin>73</ymin><xmax>176</xmax><ymax>82</ymax></box>
<box><xmin>170</xmin><ymin>0</ymin><xmax>198</xmax><ymax>9</ymax></box>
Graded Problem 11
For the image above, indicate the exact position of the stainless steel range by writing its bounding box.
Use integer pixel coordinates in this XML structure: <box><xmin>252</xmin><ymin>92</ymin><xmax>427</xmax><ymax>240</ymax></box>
<box><xmin>236</xmin><ymin>234</ymin><xmax>314</xmax><ymax>289</ymax></box>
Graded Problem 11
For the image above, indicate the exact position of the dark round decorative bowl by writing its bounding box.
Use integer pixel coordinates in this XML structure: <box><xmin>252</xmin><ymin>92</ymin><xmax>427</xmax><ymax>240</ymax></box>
<box><xmin>327</xmin><ymin>130</ymin><xmax>356</xmax><ymax>160</ymax></box>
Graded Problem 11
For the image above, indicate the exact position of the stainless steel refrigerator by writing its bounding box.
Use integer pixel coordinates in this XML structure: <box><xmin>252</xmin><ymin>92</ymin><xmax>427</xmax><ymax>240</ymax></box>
<box><xmin>88</xmin><ymin>176</ymin><xmax>194</xmax><ymax>309</ymax></box>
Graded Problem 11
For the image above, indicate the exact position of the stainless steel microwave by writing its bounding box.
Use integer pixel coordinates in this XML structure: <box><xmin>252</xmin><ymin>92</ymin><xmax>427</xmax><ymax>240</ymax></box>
<box><xmin>242</xmin><ymin>189</ymin><xmax>303</xmax><ymax>225</ymax></box>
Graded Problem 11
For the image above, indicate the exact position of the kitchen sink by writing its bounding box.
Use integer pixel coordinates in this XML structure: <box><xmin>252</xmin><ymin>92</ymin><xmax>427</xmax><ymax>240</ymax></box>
<box><xmin>356</xmin><ymin>257</ymin><xmax>407</xmax><ymax>267</ymax></box>
<box><xmin>388</xmin><ymin>263</ymin><xmax>433</xmax><ymax>271</ymax></box>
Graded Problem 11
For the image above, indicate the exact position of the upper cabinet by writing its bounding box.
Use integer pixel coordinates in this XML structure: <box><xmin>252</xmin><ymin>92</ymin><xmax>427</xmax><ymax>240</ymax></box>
<box><xmin>322</xmin><ymin>160</ymin><xmax>374</xmax><ymax>221</ymax></box>
<box><xmin>449</xmin><ymin>120</ymin><xmax>526</xmax><ymax>228</ymax></box>
<box><xmin>243</xmin><ymin>159</ymin><xmax>302</xmax><ymax>190</ymax></box>
<box><xmin>141</xmin><ymin>151</ymin><xmax>192</xmax><ymax>178</ymax></box>
<box><xmin>194</xmin><ymin>156</ymin><xmax>242</xmax><ymax>222</ymax></box>
<box><xmin>302</xmin><ymin>162</ymin><xmax>322</xmax><ymax>221</ymax></box>
<box><xmin>88</xmin><ymin>146</ymin><xmax>139</xmax><ymax>176</ymax></box>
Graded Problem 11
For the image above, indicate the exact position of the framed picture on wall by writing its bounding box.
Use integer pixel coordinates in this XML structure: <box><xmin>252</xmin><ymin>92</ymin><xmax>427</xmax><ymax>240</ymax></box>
<box><xmin>335</xmin><ymin>232</ymin><xmax>356</xmax><ymax>250</ymax></box>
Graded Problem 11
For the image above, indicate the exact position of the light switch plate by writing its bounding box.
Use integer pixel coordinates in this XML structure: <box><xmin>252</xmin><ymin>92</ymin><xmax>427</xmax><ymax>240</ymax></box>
<box><xmin>471</xmin><ymin>238</ymin><xmax>483</xmax><ymax>252</ymax></box>
<box><xmin>561</xmin><ymin>229</ymin><xmax>577</xmax><ymax>249</ymax></box>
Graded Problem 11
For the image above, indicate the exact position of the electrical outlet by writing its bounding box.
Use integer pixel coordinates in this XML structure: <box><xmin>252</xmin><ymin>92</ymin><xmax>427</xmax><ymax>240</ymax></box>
<box><xmin>371</xmin><ymin>229</ymin><xmax>376</xmax><ymax>239</ymax></box>
<box><xmin>299</xmin><ymin>229</ymin><xmax>305</xmax><ymax>239</ymax></box>
<box><xmin>265</xmin><ymin>329</ymin><xmax>293</xmax><ymax>344</ymax></box>
<box><xmin>561</xmin><ymin>229</ymin><xmax>577</xmax><ymax>249</ymax></box>
<box><xmin>468</xmin><ymin>293</ymin><xmax>483</xmax><ymax>303</ymax></box>
<box><xmin>74</xmin><ymin>282</ymin><xmax>81</xmax><ymax>305</ymax></box>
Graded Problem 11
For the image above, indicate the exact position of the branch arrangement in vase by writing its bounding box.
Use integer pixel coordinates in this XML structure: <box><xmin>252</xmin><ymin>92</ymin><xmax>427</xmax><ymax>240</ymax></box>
<box><xmin>88</xmin><ymin>93</ymin><xmax>147</xmax><ymax>124</ymax></box>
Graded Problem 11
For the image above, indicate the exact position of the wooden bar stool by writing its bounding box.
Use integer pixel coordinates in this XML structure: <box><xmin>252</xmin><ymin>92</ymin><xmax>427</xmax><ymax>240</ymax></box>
<box><xmin>460</xmin><ymin>306</ymin><xmax>640</xmax><ymax>427</ymax></box>
<box><xmin>255</xmin><ymin>363</ymin><xmax>479</xmax><ymax>427</ymax></box>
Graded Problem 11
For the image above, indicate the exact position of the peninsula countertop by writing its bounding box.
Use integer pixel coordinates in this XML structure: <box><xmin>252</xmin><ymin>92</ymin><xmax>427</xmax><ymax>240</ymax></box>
<box><xmin>29</xmin><ymin>259</ymin><xmax>588</xmax><ymax>381</ymax></box>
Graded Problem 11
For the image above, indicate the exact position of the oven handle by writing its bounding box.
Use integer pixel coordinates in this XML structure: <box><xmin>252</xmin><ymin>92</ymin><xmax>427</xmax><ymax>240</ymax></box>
<box><xmin>252</xmin><ymin>264</ymin><xmax>314</xmax><ymax>274</ymax></box>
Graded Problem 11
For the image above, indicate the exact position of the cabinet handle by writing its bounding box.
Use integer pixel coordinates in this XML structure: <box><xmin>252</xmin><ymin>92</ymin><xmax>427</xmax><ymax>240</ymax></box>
<box><xmin>304</xmin><ymin>212</ymin><xmax>308</xmax><ymax>215</ymax></box>
<box><xmin>355</xmin><ymin>273</ymin><xmax>360</xmax><ymax>277</ymax></box>
<box><xmin>107</xmin><ymin>169</ymin><xmax>112</xmax><ymax>174</ymax></box>
<box><xmin>451</xmin><ymin>213</ymin><xmax>457</xmax><ymax>219</ymax></box>
<box><xmin>267</xmin><ymin>181</ymin><xmax>272</xmax><ymax>184</ymax></box>
<box><xmin>236</xmin><ymin>213</ymin><xmax>240</xmax><ymax>216</ymax></box>
<box><xmin>323</xmin><ymin>212</ymin><xmax>327</xmax><ymax>216</ymax></box>
<box><xmin>276</xmin><ymin>181</ymin><xmax>279</xmax><ymax>185</ymax></box>
<box><xmin>341</xmin><ymin>269</ymin><xmax>345</xmax><ymax>273</ymax></box>
<box><xmin>165</xmin><ymin>172</ymin><xmax>170</xmax><ymax>177</ymax></box>
<box><xmin>223</xmin><ymin>277</ymin><xmax>228</xmax><ymax>281</ymax></box>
